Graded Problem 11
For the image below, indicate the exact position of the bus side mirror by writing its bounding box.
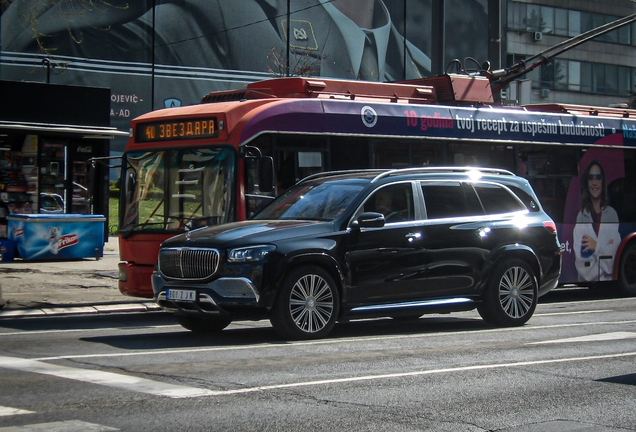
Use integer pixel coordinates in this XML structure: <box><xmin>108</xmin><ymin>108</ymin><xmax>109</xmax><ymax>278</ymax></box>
<box><xmin>86</xmin><ymin>163</ymin><xmax>95</xmax><ymax>204</ymax></box>
<box><xmin>259</xmin><ymin>157</ymin><xmax>274</xmax><ymax>193</ymax></box>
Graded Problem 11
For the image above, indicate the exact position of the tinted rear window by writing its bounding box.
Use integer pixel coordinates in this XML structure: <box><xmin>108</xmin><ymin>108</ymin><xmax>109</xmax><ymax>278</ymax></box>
<box><xmin>422</xmin><ymin>182</ymin><xmax>466</xmax><ymax>218</ymax></box>
<box><xmin>473</xmin><ymin>183</ymin><xmax>526</xmax><ymax>214</ymax></box>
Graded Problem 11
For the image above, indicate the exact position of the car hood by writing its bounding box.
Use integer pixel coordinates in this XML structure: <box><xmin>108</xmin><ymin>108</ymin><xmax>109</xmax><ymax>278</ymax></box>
<box><xmin>161</xmin><ymin>220</ymin><xmax>335</xmax><ymax>249</ymax></box>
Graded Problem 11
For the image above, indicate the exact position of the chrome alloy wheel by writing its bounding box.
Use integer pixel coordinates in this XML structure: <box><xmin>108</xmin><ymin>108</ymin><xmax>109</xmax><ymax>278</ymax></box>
<box><xmin>498</xmin><ymin>266</ymin><xmax>535</xmax><ymax>319</ymax></box>
<box><xmin>289</xmin><ymin>274</ymin><xmax>335</xmax><ymax>334</ymax></box>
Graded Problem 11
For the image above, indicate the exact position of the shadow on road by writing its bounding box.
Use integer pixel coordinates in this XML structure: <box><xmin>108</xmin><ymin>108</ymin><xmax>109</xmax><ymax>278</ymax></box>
<box><xmin>540</xmin><ymin>284</ymin><xmax>625</xmax><ymax>303</ymax></box>
<box><xmin>78</xmin><ymin>314</ymin><xmax>491</xmax><ymax>351</ymax></box>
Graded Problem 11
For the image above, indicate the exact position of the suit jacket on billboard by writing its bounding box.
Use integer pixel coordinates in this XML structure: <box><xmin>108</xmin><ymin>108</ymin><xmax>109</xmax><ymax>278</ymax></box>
<box><xmin>2</xmin><ymin>0</ymin><xmax>431</xmax><ymax>81</ymax></box>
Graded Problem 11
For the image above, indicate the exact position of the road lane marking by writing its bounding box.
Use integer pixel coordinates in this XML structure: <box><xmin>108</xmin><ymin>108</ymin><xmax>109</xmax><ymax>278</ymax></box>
<box><xmin>529</xmin><ymin>331</ymin><xmax>636</xmax><ymax>344</ymax></box>
<box><xmin>0</xmin><ymin>356</ymin><xmax>216</xmax><ymax>399</ymax></box>
<box><xmin>0</xmin><ymin>325</ymin><xmax>178</xmax><ymax>337</ymax></box>
<box><xmin>202</xmin><ymin>351</ymin><xmax>636</xmax><ymax>396</ymax></box>
<box><xmin>2</xmin><ymin>350</ymin><xmax>636</xmax><ymax>399</ymax></box>
<box><xmin>0</xmin><ymin>420</ymin><xmax>118</xmax><ymax>431</ymax></box>
<box><xmin>0</xmin><ymin>406</ymin><xmax>35</xmax><ymax>417</ymax></box>
<box><xmin>22</xmin><ymin>318</ymin><xmax>636</xmax><ymax>363</ymax></box>
<box><xmin>534</xmin><ymin>310</ymin><xmax>611</xmax><ymax>316</ymax></box>
<box><xmin>214</xmin><ymin>351</ymin><xmax>636</xmax><ymax>395</ymax></box>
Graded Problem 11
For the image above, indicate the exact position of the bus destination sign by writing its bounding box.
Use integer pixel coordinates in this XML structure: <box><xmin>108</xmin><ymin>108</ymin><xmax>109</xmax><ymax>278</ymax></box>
<box><xmin>136</xmin><ymin>117</ymin><xmax>219</xmax><ymax>142</ymax></box>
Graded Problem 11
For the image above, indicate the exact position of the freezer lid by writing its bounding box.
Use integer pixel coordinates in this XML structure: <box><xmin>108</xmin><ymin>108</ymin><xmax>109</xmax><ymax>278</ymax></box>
<box><xmin>7</xmin><ymin>213</ymin><xmax>106</xmax><ymax>222</ymax></box>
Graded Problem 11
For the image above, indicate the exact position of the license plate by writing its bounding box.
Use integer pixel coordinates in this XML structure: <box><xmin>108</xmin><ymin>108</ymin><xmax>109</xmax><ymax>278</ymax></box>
<box><xmin>167</xmin><ymin>289</ymin><xmax>196</xmax><ymax>301</ymax></box>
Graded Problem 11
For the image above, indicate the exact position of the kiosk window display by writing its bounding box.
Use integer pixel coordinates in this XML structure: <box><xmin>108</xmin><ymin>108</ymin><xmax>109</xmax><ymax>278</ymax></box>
<box><xmin>0</xmin><ymin>135</ymin><xmax>101</xmax><ymax>215</ymax></box>
<box><xmin>0</xmin><ymin>134</ymin><xmax>109</xmax><ymax>260</ymax></box>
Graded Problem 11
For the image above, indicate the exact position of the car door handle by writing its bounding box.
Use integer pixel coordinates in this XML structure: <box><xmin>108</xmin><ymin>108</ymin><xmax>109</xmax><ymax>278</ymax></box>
<box><xmin>405</xmin><ymin>232</ymin><xmax>422</xmax><ymax>243</ymax></box>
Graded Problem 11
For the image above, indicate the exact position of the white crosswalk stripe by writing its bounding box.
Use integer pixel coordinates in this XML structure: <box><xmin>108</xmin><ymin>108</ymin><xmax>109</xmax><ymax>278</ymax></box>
<box><xmin>0</xmin><ymin>406</ymin><xmax>35</xmax><ymax>417</ymax></box>
<box><xmin>0</xmin><ymin>356</ymin><xmax>215</xmax><ymax>399</ymax></box>
<box><xmin>529</xmin><ymin>331</ymin><xmax>636</xmax><ymax>344</ymax></box>
<box><xmin>0</xmin><ymin>420</ymin><xmax>118</xmax><ymax>431</ymax></box>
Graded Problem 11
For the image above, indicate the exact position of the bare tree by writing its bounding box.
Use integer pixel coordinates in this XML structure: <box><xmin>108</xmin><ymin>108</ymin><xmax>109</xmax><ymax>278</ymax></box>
<box><xmin>266</xmin><ymin>47</ymin><xmax>324</xmax><ymax>78</ymax></box>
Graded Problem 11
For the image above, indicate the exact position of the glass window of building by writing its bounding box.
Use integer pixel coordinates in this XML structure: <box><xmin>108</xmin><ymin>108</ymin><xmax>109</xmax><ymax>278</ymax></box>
<box><xmin>568</xmin><ymin>61</ymin><xmax>581</xmax><ymax>92</ymax></box>
<box><xmin>507</xmin><ymin>2</ymin><xmax>632</xmax><ymax>45</ymax></box>
<box><xmin>555</xmin><ymin>8</ymin><xmax>568</xmax><ymax>35</ymax></box>
<box><xmin>541</xmin><ymin>6</ymin><xmax>555</xmax><ymax>34</ymax></box>
<box><xmin>568</xmin><ymin>10</ymin><xmax>581</xmax><ymax>37</ymax></box>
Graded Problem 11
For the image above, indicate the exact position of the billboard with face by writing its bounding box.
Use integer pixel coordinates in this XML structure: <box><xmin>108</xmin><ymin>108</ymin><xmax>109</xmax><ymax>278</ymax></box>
<box><xmin>1</xmin><ymin>0</ymin><xmax>489</xmax><ymax>151</ymax></box>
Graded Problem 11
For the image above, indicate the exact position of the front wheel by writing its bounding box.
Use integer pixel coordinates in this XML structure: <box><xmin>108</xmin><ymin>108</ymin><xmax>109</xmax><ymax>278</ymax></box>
<box><xmin>478</xmin><ymin>258</ymin><xmax>537</xmax><ymax>327</ymax></box>
<box><xmin>270</xmin><ymin>265</ymin><xmax>340</xmax><ymax>340</ymax></box>
<box><xmin>176</xmin><ymin>315</ymin><xmax>232</xmax><ymax>333</ymax></box>
<box><xmin>618</xmin><ymin>243</ymin><xmax>636</xmax><ymax>296</ymax></box>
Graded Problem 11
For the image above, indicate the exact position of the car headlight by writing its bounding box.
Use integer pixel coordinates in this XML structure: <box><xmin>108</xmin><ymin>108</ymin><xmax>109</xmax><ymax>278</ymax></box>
<box><xmin>228</xmin><ymin>245</ymin><xmax>276</xmax><ymax>262</ymax></box>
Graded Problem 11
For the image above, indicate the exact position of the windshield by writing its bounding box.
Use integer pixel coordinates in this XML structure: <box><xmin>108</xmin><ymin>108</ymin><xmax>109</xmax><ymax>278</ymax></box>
<box><xmin>121</xmin><ymin>147</ymin><xmax>235</xmax><ymax>233</ymax></box>
<box><xmin>254</xmin><ymin>181</ymin><xmax>364</xmax><ymax>221</ymax></box>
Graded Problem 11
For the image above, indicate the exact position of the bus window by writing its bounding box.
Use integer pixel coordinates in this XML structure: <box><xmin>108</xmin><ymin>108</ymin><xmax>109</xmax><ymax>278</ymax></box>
<box><xmin>121</xmin><ymin>148</ymin><xmax>234</xmax><ymax>233</ymax></box>
<box><xmin>122</xmin><ymin>151</ymin><xmax>165</xmax><ymax>230</ymax></box>
<box><xmin>374</xmin><ymin>140</ymin><xmax>410</xmax><ymax>168</ymax></box>
<box><xmin>276</xmin><ymin>149</ymin><xmax>326</xmax><ymax>192</ymax></box>
<box><xmin>168</xmin><ymin>148</ymin><xmax>234</xmax><ymax>228</ymax></box>
<box><xmin>448</xmin><ymin>143</ymin><xmax>515</xmax><ymax>171</ymax></box>
<box><xmin>519</xmin><ymin>146</ymin><xmax>578</xmax><ymax>223</ymax></box>
<box><xmin>372</xmin><ymin>140</ymin><xmax>443</xmax><ymax>168</ymax></box>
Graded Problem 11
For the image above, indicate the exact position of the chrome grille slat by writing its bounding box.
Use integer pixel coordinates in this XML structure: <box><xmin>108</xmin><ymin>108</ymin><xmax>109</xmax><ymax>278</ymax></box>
<box><xmin>159</xmin><ymin>247</ymin><xmax>219</xmax><ymax>280</ymax></box>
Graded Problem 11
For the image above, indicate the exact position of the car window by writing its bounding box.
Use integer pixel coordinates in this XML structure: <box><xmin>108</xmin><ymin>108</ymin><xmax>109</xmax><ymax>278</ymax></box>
<box><xmin>364</xmin><ymin>184</ymin><xmax>415</xmax><ymax>222</ymax></box>
<box><xmin>255</xmin><ymin>181</ymin><xmax>364</xmax><ymax>221</ymax></box>
<box><xmin>421</xmin><ymin>182</ymin><xmax>472</xmax><ymax>219</ymax></box>
<box><xmin>504</xmin><ymin>184</ymin><xmax>540</xmax><ymax>212</ymax></box>
<box><xmin>473</xmin><ymin>183</ymin><xmax>526</xmax><ymax>214</ymax></box>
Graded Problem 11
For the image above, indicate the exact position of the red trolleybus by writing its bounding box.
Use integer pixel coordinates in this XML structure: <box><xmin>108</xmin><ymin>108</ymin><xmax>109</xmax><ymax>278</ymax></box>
<box><xmin>117</xmin><ymin>76</ymin><xmax>636</xmax><ymax>298</ymax></box>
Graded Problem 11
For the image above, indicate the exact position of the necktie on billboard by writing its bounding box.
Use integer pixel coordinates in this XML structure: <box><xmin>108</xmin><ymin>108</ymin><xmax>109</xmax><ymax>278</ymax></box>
<box><xmin>358</xmin><ymin>34</ymin><xmax>379</xmax><ymax>80</ymax></box>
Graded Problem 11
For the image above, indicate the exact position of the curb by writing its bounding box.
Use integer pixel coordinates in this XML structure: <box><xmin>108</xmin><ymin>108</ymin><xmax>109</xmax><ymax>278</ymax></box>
<box><xmin>0</xmin><ymin>302</ymin><xmax>162</xmax><ymax>319</ymax></box>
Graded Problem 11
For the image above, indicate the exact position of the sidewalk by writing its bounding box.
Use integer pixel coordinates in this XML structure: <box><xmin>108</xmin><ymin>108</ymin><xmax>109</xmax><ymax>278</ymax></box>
<box><xmin>0</xmin><ymin>237</ymin><xmax>160</xmax><ymax>318</ymax></box>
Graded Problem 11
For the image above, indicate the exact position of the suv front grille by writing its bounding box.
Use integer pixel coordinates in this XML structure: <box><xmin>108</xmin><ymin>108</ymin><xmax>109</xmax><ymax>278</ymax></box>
<box><xmin>159</xmin><ymin>247</ymin><xmax>219</xmax><ymax>280</ymax></box>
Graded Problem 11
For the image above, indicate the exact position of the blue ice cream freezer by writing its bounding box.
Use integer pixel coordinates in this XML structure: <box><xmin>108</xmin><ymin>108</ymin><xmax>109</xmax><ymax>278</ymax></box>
<box><xmin>7</xmin><ymin>214</ymin><xmax>105</xmax><ymax>260</ymax></box>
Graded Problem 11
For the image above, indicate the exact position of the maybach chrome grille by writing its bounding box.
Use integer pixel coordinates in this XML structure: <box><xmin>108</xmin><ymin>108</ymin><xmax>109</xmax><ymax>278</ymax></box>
<box><xmin>159</xmin><ymin>247</ymin><xmax>219</xmax><ymax>280</ymax></box>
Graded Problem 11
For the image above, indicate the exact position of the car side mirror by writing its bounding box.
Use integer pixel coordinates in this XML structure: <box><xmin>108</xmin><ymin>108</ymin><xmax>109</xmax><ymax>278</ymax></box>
<box><xmin>351</xmin><ymin>212</ymin><xmax>385</xmax><ymax>230</ymax></box>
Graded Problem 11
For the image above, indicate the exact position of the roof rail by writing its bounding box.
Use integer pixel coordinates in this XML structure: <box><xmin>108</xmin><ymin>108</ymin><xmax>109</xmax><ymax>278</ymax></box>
<box><xmin>371</xmin><ymin>166</ymin><xmax>515</xmax><ymax>182</ymax></box>
<box><xmin>299</xmin><ymin>169</ymin><xmax>386</xmax><ymax>184</ymax></box>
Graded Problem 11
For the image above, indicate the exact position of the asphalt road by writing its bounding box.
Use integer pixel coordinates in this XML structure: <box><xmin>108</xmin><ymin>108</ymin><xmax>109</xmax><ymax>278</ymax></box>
<box><xmin>0</xmin><ymin>288</ymin><xmax>635</xmax><ymax>431</ymax></box>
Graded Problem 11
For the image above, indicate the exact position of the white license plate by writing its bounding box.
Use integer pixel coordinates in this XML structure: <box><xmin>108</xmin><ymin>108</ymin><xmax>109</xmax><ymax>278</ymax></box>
<box><xmin>167</xmin><ymin>289</ymin><xmax>196</xmax><ymax>301</ymax></box>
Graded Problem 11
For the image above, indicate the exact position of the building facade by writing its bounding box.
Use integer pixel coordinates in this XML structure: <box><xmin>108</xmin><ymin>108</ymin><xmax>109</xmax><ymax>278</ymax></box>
<box><xmin>1</xmin><ymin>0</ymin><xmax>635</xmax><ymax>131</ymax></box>
<box><xmin>503</xmin><ymin>0</ymin><xmax>636</xmax><ymax>107</ymax></box>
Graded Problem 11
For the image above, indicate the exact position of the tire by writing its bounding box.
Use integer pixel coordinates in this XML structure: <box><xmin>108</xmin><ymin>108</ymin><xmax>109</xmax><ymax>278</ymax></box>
<box><xmin>270</xmin><ymin>265</ymin><xmax>340</xmax><ymax>340</ymax></box>
<box><xmin>176</xmin><ymin>315</ymin><xmax>232</xmax><ymax>333</ymax></box>
<box><xmin>618</xmin><ymin>243</ymin><xmax>636</xmax><ymax>296</ymax></box>
<box><xmin>478</xmin><ymin>258</ymin><xmax>537</xmax><ymax>327</ymax></box>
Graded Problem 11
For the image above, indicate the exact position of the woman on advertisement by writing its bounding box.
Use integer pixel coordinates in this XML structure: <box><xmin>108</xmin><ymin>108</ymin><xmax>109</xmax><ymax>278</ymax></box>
<box><xmin>573</xmin><ymin>160</ymin><xmax>621</xmax><ymax>281</ymax></box>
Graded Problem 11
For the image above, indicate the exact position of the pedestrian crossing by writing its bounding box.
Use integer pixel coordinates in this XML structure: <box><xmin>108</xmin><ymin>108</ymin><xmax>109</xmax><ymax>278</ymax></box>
<box><xmin>0</xmin><ymin>410</ymin><xmax>117</xmax><ymax>431</ymax></box>
<box><xmin>0</xmin><ymin>356</ymin><xmax>215</xmax><ymax>398</ymax></box>
<box><xmin>0</xmin><ymin>406</ymin><xmax>34</xmax><ymax>417</ymax></box>
<box><xmin>0</xmin><ymin>354</ymin><xmax>215</xmax><ymax>430</ymax></box>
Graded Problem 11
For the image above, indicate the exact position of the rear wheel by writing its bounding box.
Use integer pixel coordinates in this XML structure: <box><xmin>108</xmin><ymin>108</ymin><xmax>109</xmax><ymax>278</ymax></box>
<box><xmin>176</xmin><ymin>315</ymin><xmax>232</xmax><ymax>333</ymax></box>
<box><xmin>270</xmin><ymin>265</ymin><xmax>340</xmax><ymax>340</ymax></box>
<box><xmin>478</xmin><ymin>258</ymin><xmax>537</xmax><ymax>327</ymax></box>
<box><xmin>618</xmin><ymin>243</ymin><xmax>636</xmax><ymax>296</ymax></box>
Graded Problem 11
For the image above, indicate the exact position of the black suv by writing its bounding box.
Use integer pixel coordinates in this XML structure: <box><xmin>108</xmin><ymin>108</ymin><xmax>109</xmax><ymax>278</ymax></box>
<box><xmin>153</xmin><ymin>168</ymin><xmax>561</xmax><ymax>340</ymax></box>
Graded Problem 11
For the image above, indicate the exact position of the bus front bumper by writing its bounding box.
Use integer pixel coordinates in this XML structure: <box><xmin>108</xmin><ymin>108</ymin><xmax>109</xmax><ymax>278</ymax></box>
<box><xmin>118</xmin><ymin>262</ymin><xmax>155</xmax><ymax>298</ymax></box>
